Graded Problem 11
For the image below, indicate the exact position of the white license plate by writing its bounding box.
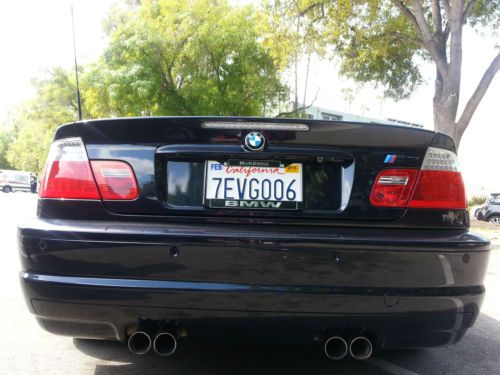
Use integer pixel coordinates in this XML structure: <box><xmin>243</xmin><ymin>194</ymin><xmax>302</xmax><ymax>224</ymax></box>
<box><xmin>205</xmin><ymin>160</ymin><xmax>303</xmax><ymax>210</ymax></box>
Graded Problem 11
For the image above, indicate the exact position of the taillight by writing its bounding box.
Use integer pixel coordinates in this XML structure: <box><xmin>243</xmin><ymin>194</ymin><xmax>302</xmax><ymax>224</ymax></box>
<box><xmin>90</xmin><ymin>160</ymin><xmax>139</xmax><ymax>200</ymax></box>
<box><xmin>408</xmin><ymin>147</ymin><xmax>466</xmax><ymax>209</ymax></box>
<box><xmin>39</xmin><ymin>137</ymin><xmax>139</xmax><ymax>201</ymax></box>
<box><xmin>370</xmin><ymin>169</ymin><xmax>418</xmax><ymax>207</ymax></box>
<box><xmin>370</xmin><ymin>147</ymin><xmax>466</xmax><ymax>209</ymax></box>
<box><xmin>39</xmin><ymin>138</ymin><xmax>100</xmax><ymax>199</ymax></box>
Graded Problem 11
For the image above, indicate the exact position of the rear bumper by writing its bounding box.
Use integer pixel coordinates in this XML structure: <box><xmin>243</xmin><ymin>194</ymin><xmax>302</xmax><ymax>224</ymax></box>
<box><xmin>18</xmin><ymin>219</ymin><xmax>490</xmax><ymax>349</ymax></box>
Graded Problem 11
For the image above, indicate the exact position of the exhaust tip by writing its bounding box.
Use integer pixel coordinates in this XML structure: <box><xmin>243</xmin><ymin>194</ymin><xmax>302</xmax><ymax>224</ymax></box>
<box><xmin>324</xmin><ymin>336</ymin><xmax>349</xmax><ymax>360</ymax></box>
<box><xmin>349</xmin><ymin>336</ymin><xmax>373</xmax><ymax>360</ymax></box>
<box><xmin>153</xmin><ymin>332</ymin><xmax>177</xmax><ymax>356</ymax></box>
<box><xmin>128</xmin><ymin>331</ymin><xmax>152</xmax><ymax>355</ymax></box>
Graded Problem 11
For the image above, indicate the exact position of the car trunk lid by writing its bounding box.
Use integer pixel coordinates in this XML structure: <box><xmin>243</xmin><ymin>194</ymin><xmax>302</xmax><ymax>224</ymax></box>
<box><xmin>54</xmin><ymin>117</ymin><xmax>439</xmax><ymax>222</ymax></box>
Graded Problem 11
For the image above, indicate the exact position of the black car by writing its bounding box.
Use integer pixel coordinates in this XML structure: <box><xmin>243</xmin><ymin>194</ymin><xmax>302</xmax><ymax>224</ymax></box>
<box><xmin>476</xmin><ymin>193</ymin><xmax>500</xmax><ymax>224</ymax></box>
<box><xmin>19</xmin><ymin>117</ymin><xmax>490</xmax><ymax>360</ymax></box>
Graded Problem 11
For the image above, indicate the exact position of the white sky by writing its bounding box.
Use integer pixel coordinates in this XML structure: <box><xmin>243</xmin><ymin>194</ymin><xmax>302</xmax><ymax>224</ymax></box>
<box><xmin>0</xmin><ymin>0</ymin><xmax>498</xmax><ymax>195</ymax></box>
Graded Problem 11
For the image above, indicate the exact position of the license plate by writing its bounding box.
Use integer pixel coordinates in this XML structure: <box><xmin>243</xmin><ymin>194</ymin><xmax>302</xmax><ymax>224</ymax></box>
<box><xmin>205</xmin><ymin>160</ymin><xmax>303</xmax><ymax>210</ymax></box>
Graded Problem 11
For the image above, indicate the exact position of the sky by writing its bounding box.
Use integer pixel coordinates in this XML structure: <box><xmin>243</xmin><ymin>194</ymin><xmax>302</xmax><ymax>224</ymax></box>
<box><xmin>0</xmin><ymin>0</ymin><xmax>498</xmax><ymax>195</ymax></box>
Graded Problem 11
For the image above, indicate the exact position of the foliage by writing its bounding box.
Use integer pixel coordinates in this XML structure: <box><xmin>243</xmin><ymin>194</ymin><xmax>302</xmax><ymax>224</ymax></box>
<box><xmin>268</xmin><ymin>0</ymin><xmax>500</xmax><ymax>147</ymax></box>
<box><xmin>0</xmin><ymin>129</ymin><xmax>14</xmax><ymax>169</ymax></box>
<box><xmin>6</xmin><ymin>68</ymin><xmax>80</xmax><ymax>174</ymax></box>
<box><xmin>86</xmin><ymin>0</ymin><xmax>288</xmax><ymax>117</ymax></box>
<box><xmin>270</xmin><ymin>0</ymin><xmax>498</xmax><ymax>99</ymax></box>
<box><xmin>4</xmin><ymin>0</ymin><xmax>289</xmax><ymax>173</ymax></box>
<box><xmin>468</xmin><ymin>195</ymin><xmax>488</xmax><ymax>207</ymax></box>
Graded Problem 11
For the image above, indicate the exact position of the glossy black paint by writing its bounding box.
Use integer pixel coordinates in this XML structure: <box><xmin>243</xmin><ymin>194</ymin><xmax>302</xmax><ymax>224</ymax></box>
<box><xmin>19</xmin><ymin>117</ymin><xmax>489</xmax><ymax>351</ymax></box>
<box><xmin>37</xmin><ymin>199</ymin><xmax>469</xmax><ymax>228</ymax></box>
<box><xmin>19</xmin><ymin>218</ymin><xmax>488</xmax><ymax>348</ymax></box>
<box><xmin>20</xmin><ymin>219</ymin><xmax>489</xmax><ymax>286</ymax></box>
<box><xmin>49</xmin><ymin>117</ymin><xmax>461</xmax><ymax>225</ymax></box>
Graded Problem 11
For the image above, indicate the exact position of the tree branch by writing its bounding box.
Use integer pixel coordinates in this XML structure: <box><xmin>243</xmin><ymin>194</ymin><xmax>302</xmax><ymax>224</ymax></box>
<box><xmin>392</xmin><ymin>0</ymin><xmax>421</xmax><ymax>32</ymax></box>
<box><xmin>431</xmin><ymin>0</ymin><xmax>443</xmax><ymax>35</ymax></box>
<box><xmin>275</xmin><ymin>89</ymin><xmax>319</xmax><ymax>118</ymax></box>
<box><xmin>407</xmin><ymin>0</ymin><xmax>448</xmax><ymax>76</ymax></box>
<box><xmin>298</xmin><ymin>1</ymin><xmax>324</xmax><ymax>17</ymax></box>
<box><xmin>381</xmin><ymin>31</ymin><xmax>425</xmax><ymax>47</ymax></box>
<box><xmin>462</xmin><ymin>0</ymin><xmax>477</xmax><ymax>23</ymax></box>
<box><xmin>456</xmin><ymin>51</ymin><xmax>500</xmax><ymax>141</ymax></box>
<box><xmin>441</xmin><ymin>0</ymin><xmax>451</xmax><ymax>18</ymax></box>
<box><xmin>449</xmin><ymin>0</ymin><xmax>464</xmax><ymax>77</ymax></box>
<box><xmin>412</xmin><ymin>0</ymin><xmax>434</xmax><ymax>42</ymax></box>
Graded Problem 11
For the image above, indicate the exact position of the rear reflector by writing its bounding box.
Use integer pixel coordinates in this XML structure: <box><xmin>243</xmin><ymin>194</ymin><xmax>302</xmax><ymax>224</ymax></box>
<box><xmin>90</xmin><ymin>160</ymin><xmax>139</xmax><ymax>200</ymax></box>
<box><xmin>370</xmin><ymin>169</ymin><xmax>418</xmax><ymax>207</ymax></box>
<box><xmin>39</xmin><ymin>138</ymin><xmax>100</xmax><ymax>199</ymax></box>
<box><xmin>408</xmin><ymin>148</ymin><xmax>466</xmax><ymax>209</ymax></box>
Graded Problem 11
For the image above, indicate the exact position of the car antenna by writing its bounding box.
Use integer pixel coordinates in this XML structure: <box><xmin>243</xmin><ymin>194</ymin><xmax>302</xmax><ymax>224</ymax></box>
<box><xmin>71</xmin><ymin>6</ymin><xmax>83</xmax><ymax>121</ymax></box>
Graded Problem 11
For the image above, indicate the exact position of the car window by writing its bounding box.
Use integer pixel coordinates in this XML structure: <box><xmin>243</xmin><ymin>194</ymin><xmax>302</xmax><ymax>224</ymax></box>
<box><xmin>490</xmin><ymin>195</ymin><xmax>500</xmax><ymax>204</ymax></box>
<box><xmin>15</xmin><ymin>174</ymin><xmax>29</xmax><ymax>183</ymax></box>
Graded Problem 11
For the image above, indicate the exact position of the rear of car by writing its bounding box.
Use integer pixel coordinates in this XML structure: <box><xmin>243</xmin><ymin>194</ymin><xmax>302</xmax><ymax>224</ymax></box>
<box><xmin>476</xmin><ymin>194</ymin><xmax>500</xmax><ymax>224</ymax></box>
<box><xmin>18</xmin><ymin>117</ymin><xmax>489</xmax><ymax>359</ymax></box>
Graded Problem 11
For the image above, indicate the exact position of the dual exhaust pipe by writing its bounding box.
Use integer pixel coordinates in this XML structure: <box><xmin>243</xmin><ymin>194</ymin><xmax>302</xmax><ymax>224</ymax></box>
<box><xmin>128</xmin><ymin>330</ymin><xmax>177</xmax><ymax>356</ymax></box>
<box><xmin>324</xmin><ymin>335</ymin><xmax>372</xmax><ymax>360</ymax></box>
<box><xmin>129</xmin><ymin>327</ymin><xmax>371</xmax><ymax>360</ymax></box>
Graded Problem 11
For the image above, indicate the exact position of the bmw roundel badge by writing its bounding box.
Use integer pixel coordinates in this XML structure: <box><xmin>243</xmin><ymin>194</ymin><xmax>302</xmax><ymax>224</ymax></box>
<box><xmin>244</xmin><ymin>132</ymin><xmax>266</xmax><ymax>152</ymax></box>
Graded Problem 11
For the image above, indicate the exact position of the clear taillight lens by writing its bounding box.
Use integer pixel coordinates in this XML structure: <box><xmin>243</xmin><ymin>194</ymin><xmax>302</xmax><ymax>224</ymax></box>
<box><xmin>39</xmin><ymin>138</ymin><xmax>100</xmax><ymax>199</ymax></box>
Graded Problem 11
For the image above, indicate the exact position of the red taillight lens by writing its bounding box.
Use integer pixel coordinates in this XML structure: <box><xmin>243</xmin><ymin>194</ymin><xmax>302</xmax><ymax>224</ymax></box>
<box><xmin>90</xmin><ymin>160</ymin><xmax>139</xmax><ymax>200</ymax></box>
<box><xmin>39</xmin><ymin>138</ymin><xmax>100</xmax><ymax>199</ymax></box>
<box><xmin>408</xmin><ymin>170</ymin><xmax>466</xmax><ymax>208</ymax></box>
<box><xmin>370</xmin><ymin>169</ymin><xmax>419</xmax><ymax>207</ymax></box>
<box><xmin>408</xmin><ymin>147</ymin><xmax>466</xmax><ymax>208</ymax></box>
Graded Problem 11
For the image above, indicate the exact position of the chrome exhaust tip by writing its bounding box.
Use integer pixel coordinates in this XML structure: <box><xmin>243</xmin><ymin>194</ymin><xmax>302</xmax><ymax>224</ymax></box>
<box><xmin>153</xmin><ymin>332</ymin><xmax>178</xmax><ymax>356</ymax></box>
<box><xmin>349</xmin><ymin>336</ymin><xmax>373</xmax><ymax>360</ymax></box>
<box><xmin>324</xmin><ymin>336</ymin><xmax>349</xmax><ymax>360</ymax></box>
<box><xmin>127</xmin><ymin>331</ymin><xmax>152</xmax><ymax>355</ymax></box>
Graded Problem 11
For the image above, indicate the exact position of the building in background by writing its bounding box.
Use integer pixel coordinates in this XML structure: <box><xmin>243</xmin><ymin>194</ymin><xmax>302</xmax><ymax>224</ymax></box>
<box><xmin>305</xmin><ymin>106</ymin><xmax>424</xmax><ymax>128</ymax></box>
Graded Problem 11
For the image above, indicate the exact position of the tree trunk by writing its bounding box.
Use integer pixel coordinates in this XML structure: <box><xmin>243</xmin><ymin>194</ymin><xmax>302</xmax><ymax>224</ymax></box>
<box><xmin>432</xmin><ymin>50</ymin><xmax>500</xmax><ymax>149</ymax></box>
<box><xmin>432</xmin><ymin>69</ymin><xmax>462</xmax><ymax>147</ymax></box>
<box><xmin>427</xmin><ymin>1</ymin><xmax>500</xmax><ymax>150</ymax></box>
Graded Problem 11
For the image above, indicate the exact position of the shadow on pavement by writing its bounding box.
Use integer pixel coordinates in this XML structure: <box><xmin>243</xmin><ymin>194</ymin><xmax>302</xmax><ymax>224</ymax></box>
<box><xmin>73</xmin><ymin>313</ymin><xmax>500</xmax><ymax>375</ymax></box>
<box><xmin>74</xmin><ymin>337</ymin><xmax>386</xmax><ymax>375</ymax></box>
<box><xmin>374</xmin><ymin>313</ymin><xmax>500</xmax><ymax>374</ymax></box>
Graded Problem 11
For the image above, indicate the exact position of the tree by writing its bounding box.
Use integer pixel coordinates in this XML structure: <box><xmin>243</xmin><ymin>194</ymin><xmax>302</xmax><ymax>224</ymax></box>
<box><xmin>86</xmin><ymin>0</ymin><xmax>288</xmax><ymax>117</ymax></box>
<box><xmin>0</xmin><ymin>129</ymin><xmax>14</xmax><ymax>169</ymax></box>
<box><xmin>272</xmin><ymin>0</ymin><xmax>499</xmax><ymax>147</ymax></box>
<box><xmin>260</xmin><ymin>1</ymin><xmax>323</xmax><ymax>115</ymax></box>
<box><xmin>7</xmin><ymin>68</ymin><xmax>79</xmax><ymax>173</ymax></box>
<box><xmin>5</xmin><ymin>1</ymin><xmax>289</xmax><ymax>172</ymax></box>
<box><xmin>341</xmin><ymin>87</ymin><xmax>356</xmax><ymax>112</ymax></box>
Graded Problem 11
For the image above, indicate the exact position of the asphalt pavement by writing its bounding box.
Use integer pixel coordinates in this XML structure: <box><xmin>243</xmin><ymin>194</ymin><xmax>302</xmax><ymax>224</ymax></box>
<box><xmin>0</xmin><ymin>192</ymin><xmax>499</xmax><ymax>375</ymax></box>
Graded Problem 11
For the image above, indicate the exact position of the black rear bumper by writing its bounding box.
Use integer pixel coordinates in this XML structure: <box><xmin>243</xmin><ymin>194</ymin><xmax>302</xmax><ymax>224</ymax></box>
<box><xmin>18</xmin><ymin>219</ymin><xmax>490</xmax><ymax>349</ymax></box>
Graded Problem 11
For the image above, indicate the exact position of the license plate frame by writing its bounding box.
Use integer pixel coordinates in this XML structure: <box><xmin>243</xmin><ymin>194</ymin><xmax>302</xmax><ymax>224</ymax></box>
<box><xmin>204</xmin><ymin>160</ymin><xmax>303</xmax><ymax>210</ymax></box>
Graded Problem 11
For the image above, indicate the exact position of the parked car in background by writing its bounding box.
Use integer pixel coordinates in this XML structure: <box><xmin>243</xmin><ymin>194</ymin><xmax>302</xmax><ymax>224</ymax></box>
<box><xmin>0</xmin><ymin>169</ymin><xmax>36</xmax><ymax>193</ymax></box>
<box><xmin>476</xmin><ymin>193</ymin><xmax>500</xmax><ymax>224</ymax></box>
<box><xmin>18</xmin><ymin>117</ymin><xmax>490</xmax><ymax>360</ymax></box>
